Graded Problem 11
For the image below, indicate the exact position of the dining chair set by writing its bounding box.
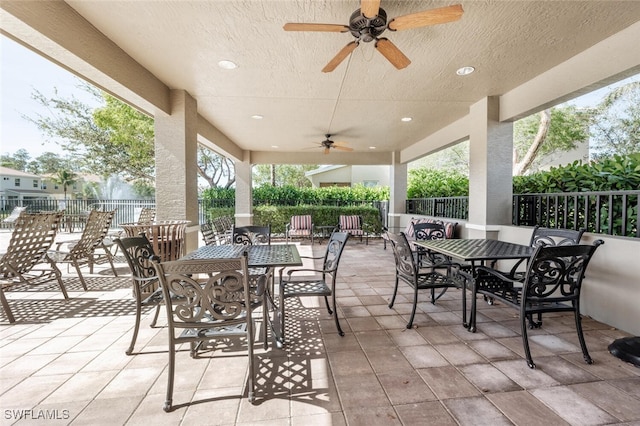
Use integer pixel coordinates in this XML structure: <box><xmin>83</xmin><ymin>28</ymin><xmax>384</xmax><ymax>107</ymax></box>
<box><xmin>114</xmin><ymin>222</ymin><xmax>351</xmax><ymax>412</ymax></box>
<box><xmin>385</xmin><ymin>224</ymin><xmax>604</xmax><ymax>370</ymax></box>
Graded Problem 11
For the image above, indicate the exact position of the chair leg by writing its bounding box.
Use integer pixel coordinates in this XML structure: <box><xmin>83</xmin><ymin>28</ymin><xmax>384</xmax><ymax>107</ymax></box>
<box><xmin>407</xmin><ymin>287</ymin><xmax>418</xmax><ymax>329</ymax></box>
<box><xmin>127</xmin><ymin>301</ymin><xmax>143</xmax><ymax>356</ymax></box>
<box><xmin>574</xmin><ymin>306</ymin><xmax>593</xmax><ymax>364</ymax></box>
<box><xmin>323</xmin><ymin>295</ymin><xmax>333</xmax><ymax>315</ymax></box>
<box><xmin>74</xmin><ymin>262</ymin><xmax>89</xmax><ymax>291</ymax></box>
<box><xmin>150</xmin><ymin>304</ymin><xmax>161</xmax><ymax>328</ymax></box>
<box><xmin>246</xmin><ymin>318</ymin><xmax>256</xmax><ymax>403</ymax></box>
<box><xmin>164</xmin><ymin>343</ymin><xmax>176</xmax><ymax>412</ymax></box>
<box><xmin>388</xmin><ymin>276</ymin><xmax>399</xmax><ymax>308</ymax></box>
<box><xmin>0</xmin><ymin>288</ymin><xmax>16</xmax><ymax>324</ymax></box>
<box><xmin>521</xmin><ymin>311</ymin><xmax>536</xmax><ymax>369</ymax></box>
<box><xmin>331</xmin><ymin>291</ymin><xmax>344</xmax><ymax>337</ymax></box>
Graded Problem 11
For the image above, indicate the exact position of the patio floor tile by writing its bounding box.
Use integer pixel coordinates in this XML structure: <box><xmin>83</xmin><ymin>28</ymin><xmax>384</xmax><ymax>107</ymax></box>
<box><xmin>1</xmin><ymin>235</ymin><xmax>638</xmax><ymax>424</ymax></box>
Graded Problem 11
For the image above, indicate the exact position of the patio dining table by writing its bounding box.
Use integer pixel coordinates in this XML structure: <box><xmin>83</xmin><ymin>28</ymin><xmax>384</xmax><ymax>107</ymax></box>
<box><xmin>182</xmin><ymin>244</ymin><xmax>303</xmax><ymax>344</ymax></box>
<box><xmin>414</xmin><ymin>238</ymin><xmax>534</xmax><ymax>331</ymax></box>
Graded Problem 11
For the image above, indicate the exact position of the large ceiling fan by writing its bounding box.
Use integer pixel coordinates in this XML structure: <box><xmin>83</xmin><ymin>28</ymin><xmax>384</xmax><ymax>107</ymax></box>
<box><xmin>284</xmin><ymin>1</ymin><xmax>463</xmax><ymax>72</ymax></box>
<box><xmin>314</xmin><ymin>134</ymin><xmax>354</xmax><ymax>155</ymax></box>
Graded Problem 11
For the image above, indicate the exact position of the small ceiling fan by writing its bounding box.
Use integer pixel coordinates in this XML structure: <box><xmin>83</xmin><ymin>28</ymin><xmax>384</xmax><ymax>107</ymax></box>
<box><xmin>284</xmin><ymin>1</ymin><xmax>463</xmax><ymax>72</ymax></box>
<box><xmin>314</xmin><ymin>134</ymin><xmax>354</xmax><ymax>155</ymax></box>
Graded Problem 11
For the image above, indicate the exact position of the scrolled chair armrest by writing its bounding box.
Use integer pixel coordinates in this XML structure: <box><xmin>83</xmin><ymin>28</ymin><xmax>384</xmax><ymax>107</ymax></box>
<box><xmin>279</xmin><ymin>267</ymin><xmax>330</xmax><ymax>281</ymax></box>
<box><xmin>474</xmin><ymin>265</ymin><xmax>520</xmax><ymax>284</ymax></box>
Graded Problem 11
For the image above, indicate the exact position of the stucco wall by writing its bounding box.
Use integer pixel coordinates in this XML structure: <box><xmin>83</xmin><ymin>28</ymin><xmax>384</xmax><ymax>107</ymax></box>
<box><xmin>395</xmin><ymin>214</ymin><xmax>640</xmax><ymax>335</ymax></box>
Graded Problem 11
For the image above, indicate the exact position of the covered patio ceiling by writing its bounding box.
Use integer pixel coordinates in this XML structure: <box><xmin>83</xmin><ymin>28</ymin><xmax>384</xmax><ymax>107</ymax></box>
<box><xmin>2</xmin><ymin>1</ymin><xmax>640</xmax><ymax>165</ymax></box>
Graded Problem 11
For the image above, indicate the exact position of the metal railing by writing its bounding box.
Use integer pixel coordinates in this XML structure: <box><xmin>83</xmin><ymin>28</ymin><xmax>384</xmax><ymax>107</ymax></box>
<box><xmin>513</xmin><ymin>191</ymin><xmax>639</xmax><ymax>238</ymax></box>
<box><xmin>405</xmin><ymin>191</ymin><xmax>639</xmax><ymax>238</ymax></box>
<box><xmin>406</xmin><ymin>197</ymin><xmax>469</xmax><ymax>220</ymax></box>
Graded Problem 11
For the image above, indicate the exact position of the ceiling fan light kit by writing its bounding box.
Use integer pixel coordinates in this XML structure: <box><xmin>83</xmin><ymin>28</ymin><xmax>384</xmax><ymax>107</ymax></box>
<box><xmin>284</xmin><ymin>1</ymin><xmax>463</xmax><ymax>72</ymax></box>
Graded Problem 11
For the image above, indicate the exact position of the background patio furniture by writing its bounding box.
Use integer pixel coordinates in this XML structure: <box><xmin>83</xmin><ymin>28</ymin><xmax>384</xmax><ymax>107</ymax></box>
<box><xmin>212</xmin><ymin>215</ymin><xmax>234</xmax><ymax>245</ymax></box>
<box><xmin>49</xmin><ymin>209</ymin><xmax>118</xmax><ymax>290</ymax></box>
<box><xmin>135</xmin><ymin>207</ymin><xmax>156</xmax><ymax>224</ymax></box>
<box><xmin>285</xmin><ymin>215</ymin><xmax>314</xmax><ymax>245</ymax></box>
<box><xmin>387</xmin><ymin>231</ymin><xmax>462</xmax><ymax>329</ymax></box>
<box><xmin>153</xmin><ymin>253</ymin><xmax>261</xmax><ymax>411</ymax></box>
<box><xmin>1</xmin><ymin>206</ymin><xmax>27</xmax><ymax>229</ymax></box>
<box><xmin>114</xmin><ymin>234</ymin><xmax>163</xmax><ymax>355</ymax></box>
<box><xmin>338</xmin><ymin>215</ymin><xmax>367</xmax><ymax>244</ymax></box>
<box><xmin>472</xmin><ymin>240</ymin><xmax>604</xmax><ymax>368</ymax></box>
<box><xmin>200</xmin><ymin>222</ymin><xmax>217</xmax><ymax>246</ymax></box>
<box><xmin>0</xmin><ymin>211</ymin><xmax>66</xmax><ymax>323</ymax></box>
<box><xmin>278</xmin><ymin>232</ymin><xmax>349</xmax><ymax>345</ymax></box>
<box><xmin>120</xmin><ymin>220</ymin><xmax>189</xmax><ymax>262</ymax></box>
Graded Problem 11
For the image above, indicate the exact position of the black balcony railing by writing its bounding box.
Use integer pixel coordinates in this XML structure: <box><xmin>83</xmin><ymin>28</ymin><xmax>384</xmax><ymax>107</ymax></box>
<box><xmin>406</xmin><ymin>197</ymin><xmax>469</xmax><ymax>220</ymax></box>
<box><xmin>406</xmin><ymin>191</ymin><xmax>639</xmax><ymax>239</ymax></box>
<box><xmin>513</xmin><ymin>191</ymin><xmax>639</xmax><ymax>238</ymax></box>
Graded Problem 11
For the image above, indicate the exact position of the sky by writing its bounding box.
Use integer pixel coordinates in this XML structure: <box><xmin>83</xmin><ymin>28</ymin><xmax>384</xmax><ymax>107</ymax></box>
<box><xmin>1</xmin><ymin>34</ymin><xmax>638</xmax><ymax>160</ymax></box>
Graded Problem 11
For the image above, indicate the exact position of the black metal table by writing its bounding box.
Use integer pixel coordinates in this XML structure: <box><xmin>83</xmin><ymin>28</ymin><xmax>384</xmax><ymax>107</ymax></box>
<box><xmin>183</xmin><ymin>244</ymin><xmax>303</xmax><ymax>345</ymax></box>
<box><xmin>414</xmin><ymin>239</ymin><xmax>533</xmax><ymax>331</ymax></box>
<box><xmin>182</xmin><ymin>244</ymin><xmax>302</xmax><ymax>268</ymax></box>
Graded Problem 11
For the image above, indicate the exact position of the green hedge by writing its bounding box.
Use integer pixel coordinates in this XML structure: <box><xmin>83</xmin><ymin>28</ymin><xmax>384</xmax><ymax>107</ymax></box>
<box><xmin>205</xmin><ymin>205</ymin><xmax>383</xmax><ymax>235</ymax></box>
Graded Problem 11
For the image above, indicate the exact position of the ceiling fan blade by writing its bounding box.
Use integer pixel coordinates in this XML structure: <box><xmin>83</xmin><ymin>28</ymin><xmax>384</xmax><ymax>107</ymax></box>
<box><xmin>283</xmin><ymin>23</ymin><xmax>349</xmax><ymax>32</ymax></box>
<box><xmin>322</xmin><ymin>41</ymin><xmax>359</xmax><ymax>73</ymax></box>
<box><xmin>361</xmin><ymin>0</ymin><xmax>381</xmax><ymax>18</ymax></box>
<box><xmin>333</xmin><ymin>145</ymin><xmax>354</xmax><ymax>152</ymax></box>
<box><xmin>375</xmin><ymin>38</ymin><xmax>411</xmax><ymax>70</ymax></box>
<box><xmin>388</xmin><ymin>4</ymin><xmax>463</xmax><ymax>31</ymax></box>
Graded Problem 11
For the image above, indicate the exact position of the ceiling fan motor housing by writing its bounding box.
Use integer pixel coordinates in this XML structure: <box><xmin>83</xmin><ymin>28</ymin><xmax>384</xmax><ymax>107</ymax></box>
<box><xmin>349</xmin><ymin>8</ymin><xmax>387</xmax><ymax>42</ymax></box>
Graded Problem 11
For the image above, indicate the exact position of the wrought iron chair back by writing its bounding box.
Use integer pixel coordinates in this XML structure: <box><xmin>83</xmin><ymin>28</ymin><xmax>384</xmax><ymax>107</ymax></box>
<box><xmin>152</xmin><ymin>253</ymin><xmax>260</xmax><ymax>410</ymax></box>
<box><xmin>114</xmin><ymin>233</ymin><xmax>162</xmax><ymax>355</ymax></box>
<box><xmin>232</xmin><ymin>225</ymin><xmax>271</xmax><ymax>246</ymax></box>
<box><xmin>386</xmin><ymin>231</ymin><xmax>462</xmax><ymax>329</ymax></box>
<box><xmin>474</xmin><ymin>240</ymin><xmax>604</xmax><ymax>368</ymax></box>
<box><xmin>0</xmin><ymin>212</ymin><xmax>66</xmax><ymax>323</ymax></box>
<box><xmin>278</xmin><ymin>231</ymin><xmax>349</xmax><ymax>345</ymax></box>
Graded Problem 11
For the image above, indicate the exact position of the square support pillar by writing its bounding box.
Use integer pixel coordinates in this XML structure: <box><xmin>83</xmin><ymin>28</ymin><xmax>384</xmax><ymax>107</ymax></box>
<box><xmin>389</xmin><ymin>150</ymin><xmax>407</xmax><ymax>231</ymax></box>
<box><xmin>235</xmin><ymin>151</ymin><xmax>253</xmax><ymax>227</ymax></box>
<box><xmin>154</xmin><ymin>89</ymin><xmax>199</xmax><ymax>252</ymax></box>
<box><xmin>467</xmin><ymin>96</ymin><xmax>513</xmax><ymax>239</ymax></box>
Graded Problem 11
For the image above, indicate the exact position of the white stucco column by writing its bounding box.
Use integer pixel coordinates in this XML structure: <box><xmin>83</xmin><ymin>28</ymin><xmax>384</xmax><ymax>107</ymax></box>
<box><xmin>234</xmin><ymin>151</ymin><xmax>252</xmax><ymax>226</ymax></box>
<box><xmin>388</xmin><ymin>150</ymin><xmax>407</xmax><ymax>231</ymax></box>
<box><xmin>154</xmin><ymin>89</ymin><xmax>199</xmax><ymax>252</ymax></box>
<box><xmin>467</xmin><ymin>96</ymin><xmax>513</xmax><ymax>239</ymax></box>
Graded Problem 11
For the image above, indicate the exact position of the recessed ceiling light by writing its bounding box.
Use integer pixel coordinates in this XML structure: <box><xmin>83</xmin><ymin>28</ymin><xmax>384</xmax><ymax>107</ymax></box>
<box><xmin>369</xmin><ymin>146</ymin><xmax>376</xmax><ymax>150</ymax></box>
<box><xmin>456</xmin><ymin>66</ymin><xmax>475</xmax><ymax>76</ymax></box>
<box><xmin>251</xmin><ymin>114</ymin><xmax>263</xmax><ymax>120</ymax></box>
<box><xmin>401</xmin><ymin>117</ymin><xmax>412</xmax><ymax>122</ymax></box>
<box><xmin>218</xmin><ymin>60</ymin><xmax>237</xmax><ymax>69</ymax></box>
<box><xmin>271</xmin><ymin>145</ymin><xmax>279</xmax><ymax>149</ymax></box>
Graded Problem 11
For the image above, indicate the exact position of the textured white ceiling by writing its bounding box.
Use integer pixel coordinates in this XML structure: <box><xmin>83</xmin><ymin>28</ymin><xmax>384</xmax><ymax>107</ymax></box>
<box><xmin>61</xmin><ymin>0</ymin><xmax>640</xmax><ymax>157</ymax></box>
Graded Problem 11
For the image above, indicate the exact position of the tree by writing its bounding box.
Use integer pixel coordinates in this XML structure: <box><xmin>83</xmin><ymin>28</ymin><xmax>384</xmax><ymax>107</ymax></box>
<box><xmin>24</xmin><ymin>80</ymin><xmax>236</xmax><ymax>190</ymax></box>
<box><xmin>27</xmin><ymin>152</ymin><xmax>75</xmax><ymax>175</ymax></box>
<box><xmin>53</xmin><ymin>169</ymin><xmax>78</xmax><ymax>201</ymax></box>
<box><xmin>0</xmin><ymin>148</ymin><xmax>31</xmax><ymax>171</ymax></box>
<box><xmin>253</xmin><ymin>164</ymin><xmax>315</xmax><ymax>187</ymax></box>
<box><xmin>590</xmin><ymin>81</ymin><xmax>640</xmax><ymax>158</ymax></box>
<box><xmin>197</xmin><ymin>145</ymin><xmax>235</xmax><ymax>189</ymax></box>
<box><xmin>513</xmin><ymin>105</ymin><xmax>591</xmax><ymax>176</ymax></box>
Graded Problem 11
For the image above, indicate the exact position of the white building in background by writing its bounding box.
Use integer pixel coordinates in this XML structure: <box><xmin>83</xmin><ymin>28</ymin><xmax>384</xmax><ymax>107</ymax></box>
<box><xmin>0</xmin><ymin>166</ymin><xmax>50</xmax><ymax>208</ymax></box>
<box><xmin>305</xmin><ymin>165</ymin><xmax>390</xmax><ymax>188</ymax></box>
